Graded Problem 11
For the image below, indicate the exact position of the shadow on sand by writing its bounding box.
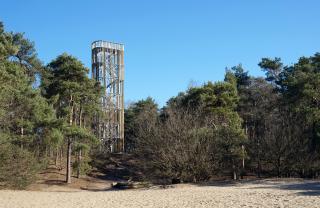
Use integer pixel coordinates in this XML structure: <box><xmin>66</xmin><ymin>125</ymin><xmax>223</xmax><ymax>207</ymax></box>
<box><xmin>197</xmin><ymin>179</ymin><xmax>320</xmax><ymax>196</ymax></box>
<box><xmin>79</xmin><ymin>186</ymin><xmax>121</xmax><ymax>192</ymax></box>
<box><xmin>279</xmin><ymin>181</ymin><xmax>320</xmax><ymax>196</ymax></box>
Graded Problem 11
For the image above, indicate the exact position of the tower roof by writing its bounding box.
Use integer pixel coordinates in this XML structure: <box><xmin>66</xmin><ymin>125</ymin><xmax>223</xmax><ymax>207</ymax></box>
<box><xmin>91</xmin><ymin>40</ymin><xmax>124</xmax><ymax>51</ymax></box>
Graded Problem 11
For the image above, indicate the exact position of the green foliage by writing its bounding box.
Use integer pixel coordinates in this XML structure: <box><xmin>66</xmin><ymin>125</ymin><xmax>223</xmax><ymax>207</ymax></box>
<box><xmin>42</xmin><ymin>52</ymin><xmax>102</xmax><ymax>183</ymax></box>
<box><xmin>280</xmin><ymin>53</ymin><xmax>320</xmax><ymax>153</ymax></box>
<box><xmin>72</xmin><ymin>158</ymin><xmax>92</xmax><ymax>175</ymax></box>
<box><xmin>124</xmin><ymin>97</ymin><xmax>158</xmax><ymax>152</ymax></box>
<box><xmin>169</xmin><ymin>81</ymin><xmax>239</xmax><ymax>113</ymax></box>
<box><xmin>0</xmin><ymin>22</ymin><xmax>59</xmax><ymax>188</ymax></box>
<box><xmin>0</xmin><ymin>144</ymin><xmax>41</xmax><ymax>189</ymax></box>
<box><xmin>65</xmin><ymin>125</ymin><xmax>98</xmax><ymax>144</ymax></box>
<box><xmin>0</xmin><ymin>22</ymin><xmax>18</xmax><ymax>60</ymax></box>
<box><xmin>45</xmin><ymin>128</ymin><xmax>64</xmax><ymax>147</ymax></box>
<box><xmin>259</xmin><ymin>57</ymin><xmax>283</xmax><ymax>85</ymax></box>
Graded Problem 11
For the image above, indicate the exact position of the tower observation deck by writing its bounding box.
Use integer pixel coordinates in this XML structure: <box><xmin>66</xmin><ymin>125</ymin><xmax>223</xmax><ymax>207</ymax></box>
<box><xmin>91</xmin><ymin>40</ymin><xmax>124</xmax><ymax>153</ymax></box>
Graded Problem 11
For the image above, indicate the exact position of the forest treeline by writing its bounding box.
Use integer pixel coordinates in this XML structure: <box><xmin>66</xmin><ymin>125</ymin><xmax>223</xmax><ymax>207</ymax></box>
<box><xmin>1</xmin><ymin>22</ymin><xmax>320</xmax><ymax>188</ymax></box>
<box><xmin>125</xmin><ymin>56</ymin><xmax>320</xmax><ymax>182</ymax></box>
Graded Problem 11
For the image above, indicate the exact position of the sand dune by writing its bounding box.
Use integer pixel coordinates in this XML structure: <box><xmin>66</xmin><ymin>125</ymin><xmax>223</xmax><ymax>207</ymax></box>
<box><xmin>0</xmin><ymin>179</ymin><xmax>319</xmax><ymax>208</ymax></box>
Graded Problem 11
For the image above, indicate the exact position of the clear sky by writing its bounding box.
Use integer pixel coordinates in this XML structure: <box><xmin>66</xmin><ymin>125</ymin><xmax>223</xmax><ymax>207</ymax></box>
<box><xmin>1</xmin><ymin>0</ymin><xmax>320</xmax><ymax>107</ymax></box>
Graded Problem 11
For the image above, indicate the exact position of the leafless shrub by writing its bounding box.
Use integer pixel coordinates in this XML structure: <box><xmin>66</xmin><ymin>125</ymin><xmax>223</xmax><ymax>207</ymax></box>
<box><xmin>134</xmin><ymin>107</ymin><xmax>225</xmax><ymax>182</ymax></box>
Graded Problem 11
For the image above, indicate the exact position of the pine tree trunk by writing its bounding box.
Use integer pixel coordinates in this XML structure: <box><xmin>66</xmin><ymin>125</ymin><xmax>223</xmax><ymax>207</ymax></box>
<box><xmin>54</xmin><ymin>147</ymin><xmax>59</xmax><ymax>167</ymax></box>
<box><xmin>77</xmin><ymin>149</ymin><xmax>82</xmax><ymax>178</ymax></box>
<box><xmin>20</xmin><ymin>127</ymin><xmax>24</xmax><ymax>149</ymax></box>
<box><xmin>59</xmin><ymin>148</ymin><xmax>63</xmax><ymax>170</ymax></box>
<box><xmin>55</xmin><ymin>147</ymin><xmax>59</xmax><ymax>166</ymax></box>
<box><xmin>277</xmin><ymin>157</ymin><xmax>281</xmax><ymax>177</ymax></box>
<box><xmin>66</xmin><ymin>139</ymin><xmax>72</xmax><ymax>183</ymax></box>
<box><xmin>49</xmin><ymin>146</ymin><xmax>53</xmax><ymax>158</ymax></box>
<box><xmin>76</xmin><ymin>104</ymin><xmax>83</xmax><ymax>179</ymax></box>
<box><xmin>232</xmin><ymin>160</ymin><xmax>237</xmax><ymax>180</ymax></box>
<box><xmin>257</xmin><ymin>157</ymin><xmax>261</xmax><ymax>177</ymax></box>
<box><xmin>66</xmin><ymin>95</ymin><xmax>74</xmax><ymax>184</ymax></box>
<box><xmin>255</xmin><ymin>126</ymin><xmax>262</xmax><ymax>178</ymax></box>
<box><xmin>242</xmin><ymin>145</ymin><xmax>245</xmax><ymax>169</ymax></box>
<box><xmin>79</xmin><ymin>106</ymin><xmax>83</xmax><ymax>128</ymax></box>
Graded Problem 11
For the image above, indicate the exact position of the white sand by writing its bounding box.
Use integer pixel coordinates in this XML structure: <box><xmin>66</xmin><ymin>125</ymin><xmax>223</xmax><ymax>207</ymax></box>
<box><xmin>0</xmin><ymin>179</ymin><xmax>319</xmax><ymax>208</ymax></box>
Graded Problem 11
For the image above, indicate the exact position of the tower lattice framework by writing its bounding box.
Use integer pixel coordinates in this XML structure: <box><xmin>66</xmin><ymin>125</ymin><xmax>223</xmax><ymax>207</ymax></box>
<box><xmin>91</xmin><ymin>40</ymin><xmax>124</xmax><ymax>153</ymax></box>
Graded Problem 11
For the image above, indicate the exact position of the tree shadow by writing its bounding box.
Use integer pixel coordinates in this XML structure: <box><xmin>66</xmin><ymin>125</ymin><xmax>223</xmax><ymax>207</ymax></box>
<box><xmin>279</xmin><ymin>181</ymin><xmax>320</xmax><ymax>196</ymax></box>
<box><xmin>91</xmin><ymin>153</ymin><xmax>145</xmax><ymax>182</ymax></box>
<box><xmin>42</xmin><ymin>179</ymin><xmax>66</xmax><ymax>186</ymax></box>
<box><xmin>197</xmin><ymin>179</ymin><xmax>320</xmax><ymax>196</ymax></box>
<box><xmin>196</xmin><ymin>180</ymin><xmax>239</xmax><ymax>187</ymax></box>
<box><xmin>244</xmin><ymin>180</ymin><xmax>320</xmax><ymax>196</ymax></box>
<box><xmin>39</xmin><ymin>171</ymin><xmax>65</xmax><ymax>177</ymax></box>
<box><xmin>196</xmin><ymin>178</ymin><xmax>264</xmax><ymax>187</ymax></box>
<box><xmin>79</xmin><ymin>186</ymin><xmax>120</xmax><ymax>192</ymax></box>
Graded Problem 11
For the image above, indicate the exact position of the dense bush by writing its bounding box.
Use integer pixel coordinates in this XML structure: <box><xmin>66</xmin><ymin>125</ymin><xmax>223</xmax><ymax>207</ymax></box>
<box><xmin>0</xmin><ymin>144</ymin><xmax>41</xmax><ymax>189</ymax></box>
<box><xmin>132</xmin><ymin>81</ymin><xmax>246</xmax><ymax>182</ymax></box>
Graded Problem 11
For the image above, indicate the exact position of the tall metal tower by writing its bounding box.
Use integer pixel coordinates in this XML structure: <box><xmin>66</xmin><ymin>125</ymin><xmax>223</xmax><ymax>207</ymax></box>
<box><xmin>91</xmin><ymin>40</ymin><xmax>124</xmax><ymax>153</ymax></box>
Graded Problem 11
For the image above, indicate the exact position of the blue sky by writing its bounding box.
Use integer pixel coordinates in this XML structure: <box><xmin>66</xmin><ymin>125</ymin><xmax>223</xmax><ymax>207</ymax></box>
<box><xmin>1</xmin><ymin>0</ymin><xmax>320</xmax><ymax>107</ymax></box>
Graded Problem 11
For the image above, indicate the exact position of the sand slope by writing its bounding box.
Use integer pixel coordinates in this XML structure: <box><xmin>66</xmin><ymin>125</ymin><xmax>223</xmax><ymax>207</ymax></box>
<box><xmin>0</xmin><ymin>179</ymin><xmax>319</xmax><ymax>208</ymax></box>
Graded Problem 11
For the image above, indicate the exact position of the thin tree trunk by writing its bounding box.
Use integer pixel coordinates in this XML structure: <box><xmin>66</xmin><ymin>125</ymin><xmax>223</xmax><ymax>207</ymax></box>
<box><xmin>254</xmin><ymin>126</ymin><xmax>262</xmax><ymax>178</ymax></box>
<box><xmin>232</xmin><ymin>160</ymin><xmax>237</xmax><ymax>180</ymax></box>
<box><xmin>245</xmin><ymin>122</ymin><xmax>248</xmax><ymax>135</ymax></box>
<box><xmin>79</xmin><ymin>106</ymin><xmax>83</xmax><ymax>128</ymax></box>
<box><xmin>242</xmin><ymin>145</ymin><xmax>245</xmax><ymax>169</ymax></box>
<box><xmin>77</xmin><ymin>149</ymin><xmax>82</xmax><ymax>178</ymax></box>
<box><xmin>59</xmin><ymin>148</ymin><xmax>63</xmax><ymax>170</ymax></box>
<box><xmin>258</xmin><ymin>159</ymin><xmax>261</xmax><ymax>178</ymax></box>
<box><xmin>76</xmin><ymin>104</ymin><xmax>83</xmax><ymax>179</ymax></box>
<box><xmin>66</xmin><ymin>95</ymin><xmax>74</xmax><ymax>184</ymax></box>
<box><xmin>55</xmin><ymin>147</ymin><xmax>59</xmax><ymax>166</ymax></box>
<box><xmin>20</xmin><ymin>127</ymin><xmax>24</xmax><ymax>149</ymax></box>
<box><xmin>277</xmin><ymin>157</ymin><xmax>281</xmax><ymax>177</ymax></box>
<box><xmin>66</xmin><ymin>139</ymin><xmax>72</xmax><ymax>183</ymax></box>
<box><xmin>49</xmin><ymin>146</ymin><xmax>52</xmax><ymax>158</ymax></box>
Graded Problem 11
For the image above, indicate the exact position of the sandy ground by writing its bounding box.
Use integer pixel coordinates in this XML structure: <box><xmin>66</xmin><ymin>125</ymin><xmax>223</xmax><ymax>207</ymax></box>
<box><xmin>0</xmin><ymin>179</ymin><xmax>320</xmax><ymax>208</ymax></box>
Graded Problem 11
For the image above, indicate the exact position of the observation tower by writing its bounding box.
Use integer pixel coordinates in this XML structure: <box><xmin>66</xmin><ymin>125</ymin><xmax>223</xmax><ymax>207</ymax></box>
<box><xmin>91</xmin><ymin>40</ymin><xmax>124</xmax><ymax>152</ymax></box>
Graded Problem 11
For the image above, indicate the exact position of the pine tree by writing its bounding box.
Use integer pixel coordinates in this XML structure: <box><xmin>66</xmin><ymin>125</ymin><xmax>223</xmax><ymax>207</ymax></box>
<box><xmin>42</xmin><ymin>53</ymin><xmax>100</xmax><ymax>183</ymax></box>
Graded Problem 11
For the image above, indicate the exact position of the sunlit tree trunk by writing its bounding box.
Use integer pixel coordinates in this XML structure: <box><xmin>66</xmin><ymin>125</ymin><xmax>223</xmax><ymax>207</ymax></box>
<box><xmin>77</xmin><ymin>106</ymin><xmax>83</xmax><ymax>179</ymax></box>
<box><xmin>66</xmin><ymin>95</ymin><xmax>73</xmax><ymax>184</ymax></box>
<box><xmin>66</xmin><ymin>139</ymin><xmax>72</xmax><ymax>183</ymax></box>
